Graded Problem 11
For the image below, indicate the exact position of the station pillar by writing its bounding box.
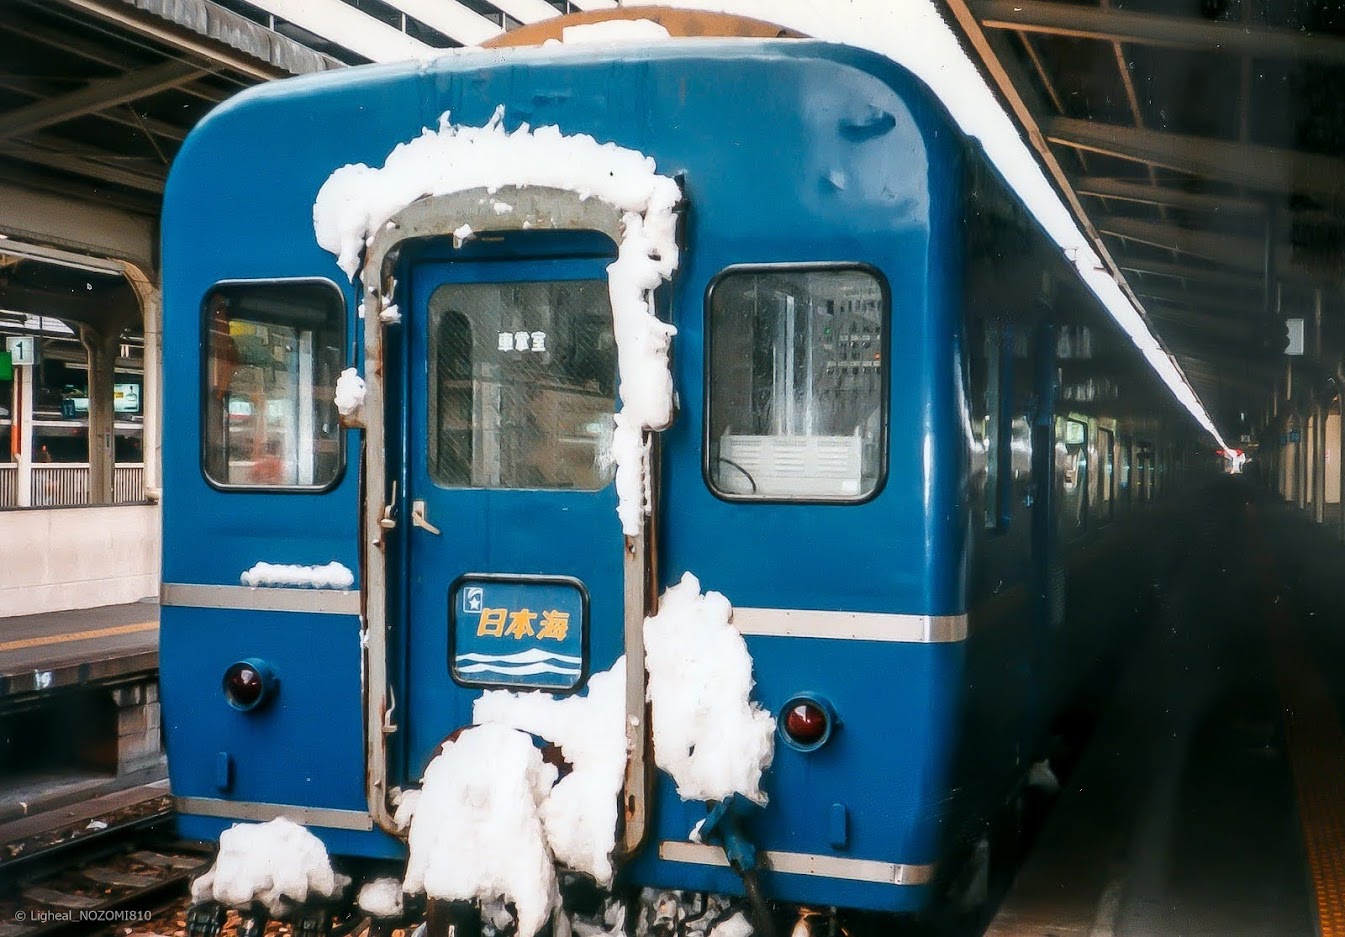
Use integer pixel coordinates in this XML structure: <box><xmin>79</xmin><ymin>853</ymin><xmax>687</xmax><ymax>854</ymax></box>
<box><xmin>123</xmin><ymin>265</ymin><xmax>161</xmax><ymax>498</ymax></box>
<box><xmin>79</xmin><ymin>324</ymin><xmax>119</xmax><ymax>504</ymax></box>
<box><xmin>1314</xmin><ymin>402</ymin><xmax>1327</xmax><ymax>525</ymax></box>
<box><xmin>11</xmin><ymin>358</ymin><xmax>33</xmax><ymax>506</ymax></box>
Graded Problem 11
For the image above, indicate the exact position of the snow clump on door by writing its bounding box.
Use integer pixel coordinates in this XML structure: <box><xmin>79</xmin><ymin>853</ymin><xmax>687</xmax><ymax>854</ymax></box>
<box><xmin>644</xmin><ymin>573</ymin><xmax>776</xmax><ymax>803</ymax></box>
<box><xmin>473</xmin><ymin>659</ymin><xmax>628</xmax><ymax>884</ymax></box>
<box><xmin>190</xmin><ymin>817</ymin><xmax>348</xmax><ymax>916</ymax></box>
<box><xmin>312</xmin><ymin>107</ymin><xmax>681</xmax><ymax>536</ymax></box>
<box><xmin>334</xmin><ymin>367</ymin><xmax>366</xmax><ymax>419</ymax></box>
<box><xmin>402</xmin><ymin>723</ymin><xmax>559</xmax><ymax>937</ymax></box>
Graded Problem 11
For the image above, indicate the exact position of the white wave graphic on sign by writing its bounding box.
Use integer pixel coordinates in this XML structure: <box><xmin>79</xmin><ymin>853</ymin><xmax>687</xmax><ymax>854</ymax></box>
<box><xmin>457</xmin><ymin>661</ymin><xmax>582</xmax><ymax>677</ymax></box>
<box><xmin>457</xmin><ymin>648</ymin><xmax>582</xmax><ymax>666</ymax></box>
<box><xmin>455</xmin><ymin>647</ymin><xmax>582</xmax><ymax>679</ymax></box>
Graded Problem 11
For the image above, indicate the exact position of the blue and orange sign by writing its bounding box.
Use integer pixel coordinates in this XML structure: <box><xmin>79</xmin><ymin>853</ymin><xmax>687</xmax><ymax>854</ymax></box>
<box><xmin>450</xmin><ymin>576</ymin><xmax>587</xmax><ymax>692</ymax></box>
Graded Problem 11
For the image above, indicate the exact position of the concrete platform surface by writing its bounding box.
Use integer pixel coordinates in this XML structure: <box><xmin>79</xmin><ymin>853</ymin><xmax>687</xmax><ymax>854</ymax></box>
<box><xmin>0</xmin><ymin>600</ymin><xmax>158</xmax><ymax>697</ymax></box>
<box><xmin>985</xmin><ymin>480</ymin><xmax>1326</xmax><ymax>937</ymax></box>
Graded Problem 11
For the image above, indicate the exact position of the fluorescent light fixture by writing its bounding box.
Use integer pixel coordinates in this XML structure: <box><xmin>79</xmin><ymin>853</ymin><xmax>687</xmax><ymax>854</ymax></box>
<box><xmin>0</xmin><ymin>240</ymin><xmax>127</xmax><ymax>277</ymax></box>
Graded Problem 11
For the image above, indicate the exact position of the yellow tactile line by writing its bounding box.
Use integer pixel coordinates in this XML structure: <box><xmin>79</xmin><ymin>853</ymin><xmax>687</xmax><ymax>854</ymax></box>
<box><xmin>0</xmin><ymin>621</ymin><xmax>157</xmax><ymax>654</ymax></box>
<box><xmin>1251</xmin><ymin>504</ymin><xmax>1345</xmax><ymax>933</ymax></box>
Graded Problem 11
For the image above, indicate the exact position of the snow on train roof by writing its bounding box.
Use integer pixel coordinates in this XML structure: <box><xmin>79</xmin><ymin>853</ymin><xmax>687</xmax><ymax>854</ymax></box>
<box><xmin>593</xmin><ymin>0</ymin><xmax>1229</xmax><ymax>448</ymax></box>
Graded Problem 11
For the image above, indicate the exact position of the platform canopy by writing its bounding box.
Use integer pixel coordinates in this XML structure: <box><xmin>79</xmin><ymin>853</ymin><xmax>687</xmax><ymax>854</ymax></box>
<box><xmin>939</xmin><ymin>0</ymin><xmax>1345</xmax><ymax>438</ymax></box>
<box><xmin>0</xmin><ymin>0</ymin><xmax>1342</xmax><ymax>444</ymax></box>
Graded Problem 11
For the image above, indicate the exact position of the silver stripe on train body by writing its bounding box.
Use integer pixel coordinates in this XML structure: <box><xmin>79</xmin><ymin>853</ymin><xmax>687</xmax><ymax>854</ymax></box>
<box><xmin>659</xmin><ymin>841</ymin><xmax>936</xmax><ymax>886</ymax></box>
<box><xmin>161</xmin><ymin>583</ymin><xmax>360</xmax><ymax>615</ymax></box>
<box><xmin>731</xmin><ymin>607</ymin><xmax>967</xmax><ymax>643</ymax></box>
<box><xmin>175</xmin><ymin>797</ymin><xmax>374</xmax><ymax>831</ymax></box>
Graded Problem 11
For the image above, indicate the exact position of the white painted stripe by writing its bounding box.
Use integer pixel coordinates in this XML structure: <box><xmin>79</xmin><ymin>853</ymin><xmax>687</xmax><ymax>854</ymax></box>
<box><xmin>381</xmin><ymin>0</ymin><xmax>504</xmax><ymax>46</ymax></box>
<box><xmin>161</xmin><ymin>583</ymin><xmax>360</xmax><ymax>616</ymax></box>
<box><xmin>481</xmin><ymin>0</ymin><xmax>562</xmax><ymax>26</ymax></box>
<box><xmin>176</xmin><ymin>797</ymin><xmax>373</xmax><ymax>831</ymax></box>
<box><xmin>234</xmin><ymin>0</ymin><xmax>432</xmax><ymax>62</ymax></box>
<box><xmin>731</xmin><ymin>608</ymin><xmax>967</xmax><ymax>643</ymax></box>
<box><xmin>659</xmin><ymin>841</ymin><xmax>936</xmax><ymax>886</ymax></box>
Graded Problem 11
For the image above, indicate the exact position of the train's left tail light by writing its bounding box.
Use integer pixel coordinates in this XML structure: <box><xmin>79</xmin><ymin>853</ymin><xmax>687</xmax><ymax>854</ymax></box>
<box><xmin>223</xmin><ymin>659</ymin><xmax>278</xmax><ymax>712</ymax></box>
<box><xmin>779</xmin><ymin>695</ymin><xmax>836</xmax><ymax>752</ymax></box>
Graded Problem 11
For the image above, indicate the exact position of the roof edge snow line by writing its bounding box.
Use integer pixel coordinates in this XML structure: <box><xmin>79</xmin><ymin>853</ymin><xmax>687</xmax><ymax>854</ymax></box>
<box><xmin>478</xmin><ymin>1</ymin><xmax>1228</xmax><ymax>450</ymax></box>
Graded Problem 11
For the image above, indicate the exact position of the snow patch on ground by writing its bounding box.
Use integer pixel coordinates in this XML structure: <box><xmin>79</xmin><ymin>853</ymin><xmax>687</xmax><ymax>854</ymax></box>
<box><xmin>403</xmin><ymin>724</ymin><xmax>559</xmax><ymax>937</ymax></box>
<box><xmin>708</xmin><ymin>913</ymin><xmax>754</xmax><ymax>937</ymax></box>
<box><xmin>312</xmin><ymin>108</ymin><xmax>681</xmax><ymax>535</ymax></box>
<box><xmin>474</xmin><ymin>660</ymin><xmax>628</xmax><ymax>884</ymax></box>
<box><xmin>358</xmin><ymin>878</ymin><xmax>404</xmax><ymax>918</ymax></box>
<box><xmin>190</xmin><ymin>817</ymin><xmax>347</xmax><ymax>916</ymax></box>
<box><xmin>240</xmin><ymin>561</ymin><xmax>354</xmax><ymax>590</ymax></box>
<box><xmin>334</xmin><ymin>367</ymin><xmax>366</xmax><ymax>418</ymax></box>
<box><xmin>644</xmin><ymin>573</ymin><xmax>775</xmax><ymax>803</ymax></box>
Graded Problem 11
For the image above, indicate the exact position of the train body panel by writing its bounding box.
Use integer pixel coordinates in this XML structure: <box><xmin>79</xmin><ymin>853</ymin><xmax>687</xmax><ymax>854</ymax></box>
<box><xmin>159</xmin><ymin>33</ymin><xmax>1204</xmax><ymax>921</ymax></box>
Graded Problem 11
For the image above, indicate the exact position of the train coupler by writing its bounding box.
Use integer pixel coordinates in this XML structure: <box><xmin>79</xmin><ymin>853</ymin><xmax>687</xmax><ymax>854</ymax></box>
<box><xmin>293</xmin><ymin>902</ymin><xmax>337</xmax><ymax>937</ymax></box>
<box><xmin>236</xmin><ymin>906</ymin><xmax>269</xmax><ymax>937</ymax></box>
<box><xmin>697</xmin><ymin>796</ymin><xmax>777</xmax><ymax>937</ymax></box>
<box><xmin>426</xmin><ymin>897</ymin><xmax>482</xmax><ymax>937</ymax></box>
<box><xmin>185</xmin><ymin>901</ymin><xmax>227</xmax><ymax>937</ymax></box>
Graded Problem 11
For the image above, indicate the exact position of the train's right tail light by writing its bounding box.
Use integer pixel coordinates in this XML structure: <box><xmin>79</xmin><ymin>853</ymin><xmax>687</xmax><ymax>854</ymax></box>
<box><xmin>779</xmin><ymin>694</ymin><xmax>836</xmax><ymax>752</ymax></box>
<box><xmin>223</xmin><ymin>659</ymin><xmax>278</xmax><ymax>712</ymax></box>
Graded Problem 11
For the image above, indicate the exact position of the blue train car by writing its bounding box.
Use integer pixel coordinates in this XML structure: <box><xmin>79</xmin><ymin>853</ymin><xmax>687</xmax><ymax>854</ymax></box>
<box><xmin>159</xmin><ymin>12</ymin><xmax>1203</xmax><ymax>934</ymax></box>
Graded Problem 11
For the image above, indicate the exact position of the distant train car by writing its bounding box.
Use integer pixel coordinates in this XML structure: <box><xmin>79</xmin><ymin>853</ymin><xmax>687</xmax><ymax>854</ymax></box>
<box><xmin>159</xmin><ymin>10</ymin><xmax>1204</xmax><ymax>936</ymax></box>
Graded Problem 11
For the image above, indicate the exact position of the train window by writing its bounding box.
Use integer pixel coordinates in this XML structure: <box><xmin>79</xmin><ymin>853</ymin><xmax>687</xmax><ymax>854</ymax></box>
<box><xmin>1118</xmin><ymin>436</ymin><xmax>1132</xmax><ymax>503</ymax></box>
<box><xmin>706</xmin><ymin>266</ymin><xmax>886</xmax><ymax>501</ymax></box>
<box><xmin>202</xmin><ymin>281</ymin><xmax>344</xmax><ymax>490</ymax></box>
<box><xmin>427</xmin><ymin>279</ymin><xmax>616</xmax><ymax>491</ymax></box>
<box><xmin>1061</xmin><ymin>417</ymin><xmax>1089</xmax><ymax>536</ymax></box>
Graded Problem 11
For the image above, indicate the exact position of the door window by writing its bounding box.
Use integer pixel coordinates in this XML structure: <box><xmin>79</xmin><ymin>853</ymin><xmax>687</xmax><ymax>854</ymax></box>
<box><xmin>706</xmin><ymin>266</ymin><xmax>887</xmax><ymax>501</ymax></box>
<box><xmin>427</xmin><ymin>279</ymin><xmax>617</xmax><ymax>491</ymax></box>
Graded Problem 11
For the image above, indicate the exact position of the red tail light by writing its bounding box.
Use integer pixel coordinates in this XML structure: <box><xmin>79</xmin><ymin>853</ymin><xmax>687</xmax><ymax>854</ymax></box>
<box><xmin>223</xmin><ymin>659</ymin><xmax>277</xmax><ymax>712</ymax></box>
<box><xmin>779</xmin><ymin>695</ymin><xmax>835</xmax><ymax>751</ymax></box>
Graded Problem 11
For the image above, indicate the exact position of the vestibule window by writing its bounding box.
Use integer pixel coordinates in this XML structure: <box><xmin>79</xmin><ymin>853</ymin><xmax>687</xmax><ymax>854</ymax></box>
<box><xmin>706</xmin><ymin>266</ymin><xmax>887</xmax><ymax>501</ymax></box>
<box><xmin>202</xmin><ymin>281</ymin><xmax>344</xmax><ymax>490</ymax></box>
<box><xmin>427</xmin><ymin>279</ymin><xmax>617</xmax><ymax>491</ymax></box>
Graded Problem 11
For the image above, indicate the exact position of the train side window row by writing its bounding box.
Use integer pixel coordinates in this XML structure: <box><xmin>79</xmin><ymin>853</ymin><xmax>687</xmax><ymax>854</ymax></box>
<box><xmin>201</xmin><ymin>280</ymin><xmax>345</xmax><ymax>491</ymax></box>
<box><xmin>705</xmin><ymin>265</ymin><xmax>888</xmax><ymax>502</ymax></box>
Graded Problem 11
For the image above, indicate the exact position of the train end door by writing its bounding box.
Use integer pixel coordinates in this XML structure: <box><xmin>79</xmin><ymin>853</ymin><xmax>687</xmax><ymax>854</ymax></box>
<box><xmin>356</xmin><ymin>189</ymin><xmax>665</xmax><ymax>856</ymax></box>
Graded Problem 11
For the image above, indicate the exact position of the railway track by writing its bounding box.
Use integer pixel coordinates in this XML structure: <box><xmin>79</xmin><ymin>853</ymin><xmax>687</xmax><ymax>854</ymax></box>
<box><xmin>0</xmin><ymin>786</ymin><xmax>213</xmax><ymax>937</ymax></box>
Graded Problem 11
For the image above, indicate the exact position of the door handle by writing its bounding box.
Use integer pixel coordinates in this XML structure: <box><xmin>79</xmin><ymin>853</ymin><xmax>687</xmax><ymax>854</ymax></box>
<box><xmin>411</xmin><ymin>499</ymin><xmax>442</xmax><ymax>535</ymax></box>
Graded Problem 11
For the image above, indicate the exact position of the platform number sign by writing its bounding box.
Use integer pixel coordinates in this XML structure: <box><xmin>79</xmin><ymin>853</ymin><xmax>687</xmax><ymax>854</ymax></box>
<box><xmin>450</xmin><ymin>576</ymin><xmax>587</xmax><ymax>692</ymax></box>
<box><xmin>6</xmin><ymin>336</ymin><xmax>35</xmax><ymax>366</ymax></box>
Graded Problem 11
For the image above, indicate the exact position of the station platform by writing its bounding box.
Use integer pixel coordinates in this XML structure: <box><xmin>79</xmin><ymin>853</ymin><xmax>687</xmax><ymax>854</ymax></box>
<box><xmin>0</xmin><ymin>600</ymin><xmax>158</xmax><ymax>698</ymax></box>
<box><xmin>0</xmin><ymin>601</ymin><xmax>162</xmax><ymax>822</ymax></box>
<box><xmin>986</xmin><ymin>479</ymin><xmax>1340</xmax><ymax>936</ymax></box>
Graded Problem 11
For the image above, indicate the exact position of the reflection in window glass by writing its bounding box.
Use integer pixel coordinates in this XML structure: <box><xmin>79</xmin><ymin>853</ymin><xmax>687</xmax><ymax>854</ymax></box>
<box><xmin>428</xmin><ymin>280</ymin><xmax>616</xmax><ymax>490</ymax></box>
<box><xmin>202</xmin><ymin>282</ymin><xmax>344</xmax><ymax>489</ymax></box>
<box><xmin>707</xmin><ymin>268</ymin><xmax>886</xmax><ymax>501</ymax></box>
<box><xmin>1098</xmin><ymin>427</ymin><xmax>1115</xmax><ymax>520</ymax></box>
